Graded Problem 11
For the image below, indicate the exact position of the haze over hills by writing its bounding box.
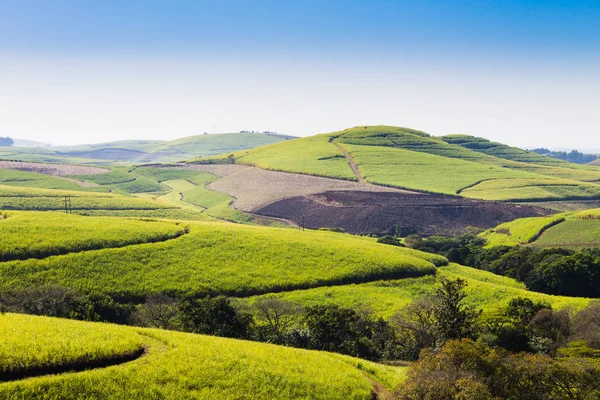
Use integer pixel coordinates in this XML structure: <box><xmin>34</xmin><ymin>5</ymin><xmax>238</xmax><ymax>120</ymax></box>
<box><xmin>1</xmin><ymin>132</ymin><xmax>294</xmax><ymax>164</ymax></box>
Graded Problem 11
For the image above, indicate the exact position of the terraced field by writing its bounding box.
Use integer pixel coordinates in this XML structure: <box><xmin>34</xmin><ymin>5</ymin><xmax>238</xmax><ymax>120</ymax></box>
<box><xmin>0</xmin><ymin>212</ymin><xmax>187</xmax><ymax>261</ymax></box>
<box><xmin>481</xmin><ymin>208</ymin><xmax>600</xmax><ymax>249</ymax></box>
<box><xmin>205</xmin><ymin>125</ymin><xmax>600</xmax><ymax>203</ymax></box>
<box><xmin>247</xmin><ymin>264</ymin><xmax>590</xmax><ymax>318</ymax></box>
<box><xmin>480</xmin><ymin>213</ymin><xmax>568</xmax><ymax>247</ymax></box>
<box><xmin>0</xmin><ymin>313</ymin><xmax>404</xmax><ymax>399</ymax></box>
<box><xmin>531</xmin><ymin>219</ymin><xmax>600</xmax><ymax>249</ymax></box>
<box><xmin>0</xmin><ymin>217</ymin><xmax>443</xmax><ymax>301</ymax></box>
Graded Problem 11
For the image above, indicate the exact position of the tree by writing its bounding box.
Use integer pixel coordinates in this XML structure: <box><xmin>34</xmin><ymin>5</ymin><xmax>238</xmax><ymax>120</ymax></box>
<box><xmin>432</xmin><ymin>279</ymin><xmax>481</xmax><ymax>342</ymax></box>
<box><xmin>390</xmin><ymin>298</ymin><xmax>439</xmax><ymax>358</ymax></box>
<box><xmin>134</xmin><ymin>294</ymin><xmax>180</xmax><ymax>330</ymax></box>
<box><xmin>304</xmin><ymin>304</ymin><xmax>375</xmax><ymax>358</ymax></box>
<box><xmin>505</xmin><ymin>297</ymin><xmax>551</xmax><ymax>326</ymax></box>
<box><xmin>252</xmin><ymin>297</ymin><xmax>301</xmax><ymax>344</ymax></box>
<box><xmin>377</xmin><ymin>235</ymin><xmax>403</xmax><ymax>247</ymax></box>
<box><xmin>0</xmin><ymin>137</ymin><xmax>13</xmax><ymax>147</ymax></box>
<box><xmin>179</xmin><ymin>296</ymin><xmax>252</xmax><ymax>339</ymax></box>
<box><xmin>394</xmin><ymin>339</ymin><xmax>600</xmax><ymax>400</ymax></box>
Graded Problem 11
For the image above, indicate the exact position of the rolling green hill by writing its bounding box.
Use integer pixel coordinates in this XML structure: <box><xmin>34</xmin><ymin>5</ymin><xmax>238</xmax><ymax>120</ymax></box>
<box><xmin>3</xmin><ymin>133</ymin><xmax>294</xmax><ymax>164</ymax></box>
<box><xmin>0</xmin><ymin>313</ymin><xmax>404</xmax><ymax>399</ymax></box>
<box><xmin>0</xmin><ymin>213</ymin><xmax>444</xmax><ymax>301</ymax></box>
<box><xmin>247</xmin><ymin>263</ymin><xmax>589</xmax><ymax>318</ymax></box>
<box><xmin>481</xmin><ymin>208</ymin><xmax>600</xmax><ymax>249</ymax></box>
<box><xmin>197</xmin><ymin>126</ymin><xmax>600</xmax><ymax>202</ymax></box>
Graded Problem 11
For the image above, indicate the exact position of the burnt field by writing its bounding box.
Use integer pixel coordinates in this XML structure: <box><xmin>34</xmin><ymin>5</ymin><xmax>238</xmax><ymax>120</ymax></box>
<box><xmin>255</xmin><ymin>191</ymin><xmax>548</xmax><ymax>236</ymax></box>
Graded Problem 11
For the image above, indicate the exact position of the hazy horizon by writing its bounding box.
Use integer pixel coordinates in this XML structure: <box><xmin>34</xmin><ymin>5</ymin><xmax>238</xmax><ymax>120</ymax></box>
<box><xmin>2</xmin><ymin>1</ymin><xmax>599</xmax><ymax>148</ymax></box>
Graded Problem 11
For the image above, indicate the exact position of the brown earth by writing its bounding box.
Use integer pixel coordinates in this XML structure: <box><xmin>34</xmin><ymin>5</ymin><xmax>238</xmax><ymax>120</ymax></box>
<box><xmin>0</xmin><ymin>161</ymin><xmax>108</xmax><ymax>176</ymax></box>
<box><xmin>255</xmin><ymin>191</ymin><xmax>548</xmax><ymax>236</ymax></box>
<box><xmin>174</xmin><ymin>164</ymin><xmax>414</xmax><ymax>211</ymax></box>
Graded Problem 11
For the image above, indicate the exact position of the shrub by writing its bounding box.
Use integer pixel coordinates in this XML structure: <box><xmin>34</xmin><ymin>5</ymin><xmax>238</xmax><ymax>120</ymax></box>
<box><xmin>179</xmin><ymin>296</ymin><xmax>253</xmax><ymax>339</ymax></box>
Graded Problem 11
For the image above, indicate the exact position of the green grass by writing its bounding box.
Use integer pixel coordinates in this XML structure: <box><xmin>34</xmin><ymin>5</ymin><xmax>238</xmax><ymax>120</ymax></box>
<box><xmin>0</xmin><ymin>212</ymin><xmax>186</xmax><ymax>261</ymax></box>
<box><xmin>0</xmin><ymin>184</ymin><xmax>174</xmax><ymax>211</ymax></box>
<box><xmin>231</xmin><ymin>135</ymin><xmax>356</xmax><ymax>180</ymax></box>
<box><xmin>216</xmin><ymin>125</ymin><xmax>600</xmax><ymax>201</ymax></box>
<box><xmin>441</xmin><ymin>135</ymin><xmax>565</xmax><ymax>165</ymax></box>
<box><xmin>248</xmin><ymin>264</ymin><xmax>590</xmax><ymax>318</ymax></box>
<box><xmin>577</xmin><ymin>208</ymin><xmax>600</xmax><ymax>220</ymax></box>
<box><xmin>0</xmin><ymin>221</ymin><xmax>443</xmax><ymax>301</ymax></box>
<box><xmin>0</xmin><ymin>313</ymin><xmax>405</xmax><ymax>399</ymax></box>
<box><xmin>479</xmin><ymin>214</ymin><xmax>568</xmax><ymax>247</ymax></box>
<box><xmin>54</xmin><ymin>133</ymin><xmax>292</xmax><ymax>163</ymax></box>
<box><xmin>342</xmin><ymin>143</ymin><xmax>533</xmax><ymax>194</ymax></box>
<box><xmin>531</xmin><ymin>219</ymin><xmax>600</xmax><ymax>249</ymax></box>
<box><xmin>0</xmin><ymin>313</ymin><xmax>143</xmax><ymax>377</ymax></box>
<box><xmin>461</xmin><ymin>178</ymin><xmax>600</xmax><ymax>201</ymax></box>
<box><xmin>0</xmin><ymin>169</ymin><xmax>100</xmax><ymax>191</ymax></box>
<box><xmin>71</xmin><ymin>167</ymin><xmax>134</xmax><ymax>185</ymax></box>
<box><xmin>71</xmin><ymin>208</ymin><xmax>213</xmax><ymax>221</ymax></box>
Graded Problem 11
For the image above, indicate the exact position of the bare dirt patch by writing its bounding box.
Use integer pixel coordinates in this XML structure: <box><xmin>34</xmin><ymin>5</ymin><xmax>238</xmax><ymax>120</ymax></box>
<box><xmin>256</xmin><ymin>191</ymin><xmax>548</xmax><ymax>236</ymax></box>
<box><xmin>175</xmin><ymin>164</ymin><xmax>416</xmax><ymax>211</ymax></box>
<box><xmin>0</xmin><ymin>161</ymin><xmax>109</xmax><ymax>176</ymax></box>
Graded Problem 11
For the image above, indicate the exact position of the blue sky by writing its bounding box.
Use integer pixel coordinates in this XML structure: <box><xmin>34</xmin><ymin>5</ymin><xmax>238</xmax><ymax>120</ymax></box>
<box><xmin>1</xmin><ymin>0</ymin><xmax>599</xmax><ymax>147</ymax></box>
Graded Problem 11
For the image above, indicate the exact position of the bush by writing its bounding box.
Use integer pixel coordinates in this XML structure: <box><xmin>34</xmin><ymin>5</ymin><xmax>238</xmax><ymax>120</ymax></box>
<box><xmin>377</xmin><ymin>235</ymin><xmax>403</xmax><ymax>246</ymax></box>
<box><xmin>179</xmin><ymin>296</ymin><xmax>253</xmax><ymax>339</ymax></box>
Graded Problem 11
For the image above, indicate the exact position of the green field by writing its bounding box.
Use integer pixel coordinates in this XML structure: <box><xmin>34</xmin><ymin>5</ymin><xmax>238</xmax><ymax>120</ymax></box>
<box><xmin>531</xmin><ymin>219</ymin><xmax>600</xmax><ymax>249</ymax></box>
<box><xmin>578</xmin><ymin>208</ymin><xmax>600</xmax><ymax>220</ymax></box>
<box><xmin>0</xmin><ymin>218</ymin><xmax>444</xmax><ymax>300</ymax></box>
<box><xmin>0</xmin><ymin>313</ymin><xmax>405</xmax><ymax>399</ymax></box>
<box><xmin>0</xmin><ymin>184</ymin><xmax>174</xmax><ymax>212</ymax></box>
<box><xmin>0</xmin><ymin>168</ymin><xmax>109</xmax><ymax>192</ymax></box>
<box><xmin>248</xmin><ymin>264</ymin><xmax>590</xmax><ymax>318</ymax></box>
<box><xmin>0</xmin><ymin>313</ymin><xmax>143</xmax><ymax>378</ymax></box>
<box><xmin>0</xmin><ymin>212</ymin><xmax>186</xmax><ymax>261</ymax></box>
<box><xmin>481</xmin><ymin>209</ymin><xmax>600</xmax><ymax>249</ymax></box>
<box><xmin>3</xmin><ymin>133</ymin><xmax>293</xmax><ymax>164</ymax></box>
<box><xmin>213</xmin><ymin>125</ymin><xmax>600</xmax><ymax>201</ymax></box>
<box><xmin>231</xmin><ymin>135</ymin><xmax>357</xmax><ymax>180</ymax></box>
<box><xmin>479</xmin><ymin>214</ymin><xmax>568</xmax><ymax>247</ymax></box>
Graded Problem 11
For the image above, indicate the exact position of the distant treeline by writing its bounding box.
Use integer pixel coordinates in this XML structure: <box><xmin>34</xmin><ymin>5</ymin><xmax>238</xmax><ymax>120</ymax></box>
<box><xmin>531</xmin><ymin>148</ymin><xmax>598</xmax><ymax>164</ymax></box>
<box><xmin>0</xmin><ymin>137</ymin><xmax>13</xmax><ymax>147</ymax></box>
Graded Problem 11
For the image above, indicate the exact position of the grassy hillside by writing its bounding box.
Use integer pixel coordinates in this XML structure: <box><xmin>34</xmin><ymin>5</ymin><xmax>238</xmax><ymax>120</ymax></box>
<box><xmin>0</xmin><ymin>212</ymin><xmax>186</xmax><ymax>261</ymax></box>
<box><xmin>482</xmin><ymin>209</ymin><xmax>600</xmax><ymax>249</ymax></box>
<box><xmin>211</xmin><ymin>125</ymin><xmax>600</xmax><ymax>202</ymax></box>
<box><xmin>0</xmin><ymin>313</ymin><xmax>405</xmax><ymax>399</ymax></box>
<box><xmin>479</xmin><ymin>214</ymin><xmax>568</xmax><ymax>247</ymax></box>
<box><xmin>248</xmin><ymin>264</ymin><xmax>590</xmax><ymax>318</ymax></box>
<box><xmin>0</xmin><ymin>168</ymin><xmax>109</xmax><ymax>192</ymax></box>
<box><xmin>0</xmin><ymin>217</ymin><xmax>444</xmax><ymax>300</ymax></box>
<box><xmin>54</xmin><ymin>133</ymin><xmax>293</xmax><ymax>163</ymax></box>
<box><xmin>531</xmin><ymin>219</ymin><xmax>600</xmax><ymax>249</ymax></box>
<box><xmin>231</xmin><ymin>134</ymin><xmax>356</xmax><ymax>180</ymax></box>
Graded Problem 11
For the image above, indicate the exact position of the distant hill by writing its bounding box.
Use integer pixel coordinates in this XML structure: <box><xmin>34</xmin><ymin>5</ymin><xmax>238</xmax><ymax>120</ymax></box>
<box><xmin>12</xmin><ymin>138</ymin><xmax>53</xmax><ymax>148</ymax></box>
<box><xmin>0</xmin><ymin>133</ymin><xmax>294</xmax><ymax>164</ymax></box>
<box><xmin>190</xmin><ymin>125</ymin><xmax>600</xmax><ymax>202</ymax></box>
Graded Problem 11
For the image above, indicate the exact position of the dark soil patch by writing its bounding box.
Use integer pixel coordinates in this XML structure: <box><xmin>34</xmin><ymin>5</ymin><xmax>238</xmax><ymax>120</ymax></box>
<box><xmin>256</xmin><ymin>191</ymin><xmax>548</xmax><ymax>236</ymax></box>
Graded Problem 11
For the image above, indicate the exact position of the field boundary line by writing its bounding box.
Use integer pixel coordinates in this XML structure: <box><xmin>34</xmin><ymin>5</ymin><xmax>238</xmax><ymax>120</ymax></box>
<box><xmin>331</xmin><ymin>140</ymin><xmax>366</xmax><ymax>183</ymax></box>
<box><xmin>0</xmin><ymin>228</ymin><xmax>190</xmax><ymax>264</ymax></box>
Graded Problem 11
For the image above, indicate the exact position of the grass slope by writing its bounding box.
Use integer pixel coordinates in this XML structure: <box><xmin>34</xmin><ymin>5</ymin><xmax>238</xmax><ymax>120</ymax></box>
<box><xmin>0</xmin><ymin>313</ymin><xmax>143</xmax><ymax>378</ymax></box>
<box><xmin>482</xmin><ymin>208</ymin><xmax>600</xmax><ymax>249</ymax></box>
<box><xmin>248</xmin><ymin>264</ymin><xmax>590</xmax><ymax>318</ymax></box>
<box><xmin>0</xmin><ymin>220</ymin><xmax>444</xmax><ymax>300</ymax></box>
<box><xmin>55</xmin><ymin>133</ymin><xmax>293</xmax><ymax>163</ymax></box>
<box><xmin>0</xmin><ymin>212</ymin><xmax>186</xmax><ymax>261</ymax></box>
<box><xmin>531</xmin><ymin>219</ymin><xmax>600</xmax><ymax>249</ymax></box>
<box><xmin>232</xmin><ymin>135</ymin><xmax>357</xmax><ymax>180</ymax></box>
<box><xmin>0</xmin><ymin>185</ymin><xmax>174</xmax><ymax>212</ymax></box>
<box><xmin>480</xmin><ymin>214</ymin><xmax>568</xmax><ymax>247</ymax></box>
<box><xmin>0</xmin><ymin>313</ymin><xmax>404</xmax><ymax>399</ymax></box>
<box><xmin>217</xmin><ymin>125</ymin><xmax>600</xmax><ymax>201</ymax></box>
